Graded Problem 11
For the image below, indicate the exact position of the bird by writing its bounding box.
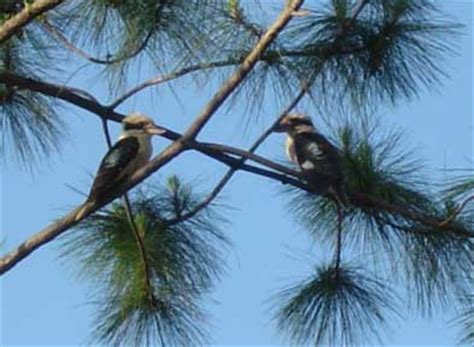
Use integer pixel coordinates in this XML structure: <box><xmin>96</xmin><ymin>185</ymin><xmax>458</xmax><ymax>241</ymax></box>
<box><xmin>273</xmin><ymin>113</ymin><xmax>346</xmax><ymax>204</ymax></box>
<box><xmin>76</xmin><ymin>113</ymin><xmax>164</xmax><ymax>220</ymax></box>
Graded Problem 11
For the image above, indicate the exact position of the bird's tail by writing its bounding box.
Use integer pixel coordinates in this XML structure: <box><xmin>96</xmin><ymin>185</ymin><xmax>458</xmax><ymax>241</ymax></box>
<box><xmin>75</xmin><ymin>200</ymin><xmax>95</xmax><ymax>222</ymax></box>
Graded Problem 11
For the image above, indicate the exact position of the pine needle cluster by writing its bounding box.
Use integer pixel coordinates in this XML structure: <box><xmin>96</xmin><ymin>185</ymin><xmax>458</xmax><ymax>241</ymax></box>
<box><xmin>60</xmin><ymin>176</ymin><xmax>228</xmax><ymax>345</ymax></box>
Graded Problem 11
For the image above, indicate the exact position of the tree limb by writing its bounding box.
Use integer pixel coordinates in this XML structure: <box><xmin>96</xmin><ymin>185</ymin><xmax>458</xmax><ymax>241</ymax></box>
<box><xmin>166</xmin><ymin>84</ymin><xmax>309</xmax><ymax>225</ymax></box>
<box><xmin>0</xmin><ymin>72</ymin><xmax>123</xmax><ymax>122</ymax></box>
<box><xmin>350</xmin><ymin>193</ymin><xmax>474</xmax><ymax>238</ymax></box>
<box><xmin>0</xmin><ymin>0</ymin><xmax>305</xmax><ymax>275</ymax></box>
<box><xmin>2</xmin><ymin>71</ymin><xmax>472</xmax><ymax>240</ymax></box>
<box><xmin>108</xmin><ymin>59</ymin><xmax>243</xmax><ymax>109</ymax></box>
<box><xmin>176</xmin><ymin>0</ymin><xmax>304</xmax><ymax>141</ymax></box>
<box><xmin>0</xmin><ymin>0</ymin><xmax>63</xmax><ymax>43</ymax></box>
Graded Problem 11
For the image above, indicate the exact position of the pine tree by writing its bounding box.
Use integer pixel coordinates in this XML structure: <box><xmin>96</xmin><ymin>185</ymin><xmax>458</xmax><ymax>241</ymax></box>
<box><xmin>1</xmin><ymin>1</ymin><xmax>472</xmax><ymax>345</ymax></box>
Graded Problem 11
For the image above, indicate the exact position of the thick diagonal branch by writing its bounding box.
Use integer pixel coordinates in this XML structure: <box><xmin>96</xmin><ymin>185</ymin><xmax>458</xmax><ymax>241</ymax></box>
<box><xmin>150</xmin><ymin>0</ymin><xmax>372</xmax><ymax>225</ymax></box>
<box><xmin>0</xmin><ymin>0</ymin><xmax>304</xmax><ymax>275</ymax></box>
<box><xmin>0</xmin><ymin>0</ymin><xmax>63</xmax><ymax>43</ymax></box>
<box><xmin>166</xmin><ymin>85</ymin><xmax>309</xmax><ymax>225</ymax></box>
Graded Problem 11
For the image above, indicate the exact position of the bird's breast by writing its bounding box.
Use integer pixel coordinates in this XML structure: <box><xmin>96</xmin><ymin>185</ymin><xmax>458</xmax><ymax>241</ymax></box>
<box><xmin>285</xmin><ymin>136</ymin><xmax>299</xmax><ymax>164</ymax></box>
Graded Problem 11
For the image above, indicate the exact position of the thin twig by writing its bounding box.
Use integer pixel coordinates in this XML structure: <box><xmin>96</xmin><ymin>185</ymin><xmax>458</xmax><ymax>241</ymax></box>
<box><xmin>439</xmin><ymin>195</ymin><xmax>474</xmax><ymax>227</ymax></box>
<box><xmin>41</xmin><ymin>17</ymin><xmax>154</xmax><ymax>65</ymax></box>
<box><xmin>40</xmin><ymin>1</ymin><xmax>169</xmax><ymax>66</ymax></box>
<box><xmin>350</xmin><ymin>193</ymin><xmax>474</xmax><ymax>238</ymax></box>
<box><xmin>108</xmin><ymin>42</ymin><xmax>365</xmax><ymax>110</ymax></box>
<box><xmin>334</xmin><ymin>202</ymin><xmax>344</xmax><ymax>274</ymax></box>
<box><xmin>122</xmin><ymin>194</ymin><xmax>157</xmax><ymax>305</ymax></box>
<box><xmin>108</xmin><ymin>59</ymin><xmax>241</xmax><ymax>109</ymax></box>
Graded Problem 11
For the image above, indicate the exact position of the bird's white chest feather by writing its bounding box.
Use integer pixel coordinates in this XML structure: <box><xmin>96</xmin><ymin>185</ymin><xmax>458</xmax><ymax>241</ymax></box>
<box><xmin>137</xmin><ymin>135</ymin><xmax>153</xmax><ymax>163</ymax></box>
<box><xmin>286</xmin><ymin>136</ymin><xmax>298</xmax><ymax>164</ymax></box>
<box><xmin>285</xmin><ymin>135</ymin><xmax>320</xmax><ymax>170</ymax></box>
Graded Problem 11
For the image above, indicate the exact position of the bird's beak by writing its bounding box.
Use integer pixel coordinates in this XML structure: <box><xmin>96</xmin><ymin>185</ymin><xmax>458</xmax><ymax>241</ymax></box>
<box><xmin>145</xmin><ymin>124</ymin><xmax>166</xmax><ymax>135</ymax></box>
<box><xmin>273</xmin><ymin>119</ymin><xmax>290</xmax><ymax>133</ymax></box>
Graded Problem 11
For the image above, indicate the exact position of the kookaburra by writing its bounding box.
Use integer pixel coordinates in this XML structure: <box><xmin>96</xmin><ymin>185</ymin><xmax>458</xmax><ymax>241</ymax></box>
<box><xmin>76</xmin><ymin>113</ymin><xmax>164</xmax><ymax>220</ymax></box>
<box><xmin>274</xmin><ymin>113</ymin><xmax>346</xmax><ymax>203</ymax></box>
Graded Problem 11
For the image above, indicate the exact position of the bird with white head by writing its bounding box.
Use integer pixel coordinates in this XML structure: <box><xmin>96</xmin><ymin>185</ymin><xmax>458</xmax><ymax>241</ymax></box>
<box><xmin>76</xmin><ymin>112</ymin><xmax>164</xmax><ymax>220</ymax></box>
<box><xmin>274</xmin><ymin>113</ymin><xmax>346</xmax><ymax>202</ymax></box>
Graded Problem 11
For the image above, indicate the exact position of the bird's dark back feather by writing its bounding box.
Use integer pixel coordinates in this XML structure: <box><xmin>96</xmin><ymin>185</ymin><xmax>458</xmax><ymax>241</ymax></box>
<box><xmin>88</xmin><ymin>137</ymin><xmax>140</xmax><ymax>202</ymax></box>
<box><xmin>293</xmin><ymin>131</ymin><xmax>344</xmax><ymax>195</ymax></box>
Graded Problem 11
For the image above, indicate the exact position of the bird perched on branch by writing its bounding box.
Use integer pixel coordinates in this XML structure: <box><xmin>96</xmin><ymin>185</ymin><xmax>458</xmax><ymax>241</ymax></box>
<box><xmin>76</xmin><ymin>113</ymin><xmax>164</xmax><ymax>220</ymax></box>
<box><xmin>273</xmin><ymin>113</ymin><xmax>346</xmax><ymax>205</ymax></box>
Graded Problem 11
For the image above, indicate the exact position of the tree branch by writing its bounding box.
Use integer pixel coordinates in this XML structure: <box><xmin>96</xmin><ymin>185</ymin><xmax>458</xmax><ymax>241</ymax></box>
<box><xmin>0</xmin><ymin>72</ymin><xmax>123</xmax><ymax>122</ymax></box>
<box><xmin>174</xmin><ymin>0</ymin><xmax>304</xmax><ymax>141</ymax></box>
<box><xmin>2</xmin><ymin>71</ymin><xmax>472</xmax><ymax>241</ymax></box>
<box><xmin>108</xmin><ymin>59</ymin><xmax>242</xmax><ymax>109</ymax></box>
<box><xmin>350</xmin><ymin>193</ymin><xmax>474</xmax><ymax>238</ymax></box>
<box><xmin>107</xmin><ymin>42</ymin><xmax>366</xmax><ymax>110</ymax></box>
<box><xmin>0</xmin><ymin>0</ymin><xmax>63</xmax><ymax>43</ymax></box>
<box><xmin>166</xmin><ymin>84</ymin><xmax>310</xmax><ymax>225</ymax></box>
<box><xmin>0</xmin><ymin>0</ymin><xmax>305</xmax><ymax>275</ymax></box>
<box><xmin>122</xmin><ymin>194</ymin><xmax>157</xmax><ymax>305</ymax></box>
<box><xmin>439</xmin><ymin>195</ymin><xmax>474</xmax><ymax>227</ymax></box>
<box><xmin>351</xmin><ymin>0</ymin><xmax>370</xmax><ymax>22</ymax></box>
<box><xmin>40</xmin><ymin>18</ymin><xmax>154</xmax><ymax>66</ymax></box>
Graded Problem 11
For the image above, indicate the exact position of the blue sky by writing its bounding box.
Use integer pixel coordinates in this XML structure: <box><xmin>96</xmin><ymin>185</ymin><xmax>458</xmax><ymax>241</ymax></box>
<box><xmin>1</xmin><ymin>1</ymin><xmax>472</xmax><ymax>346</ymax></box>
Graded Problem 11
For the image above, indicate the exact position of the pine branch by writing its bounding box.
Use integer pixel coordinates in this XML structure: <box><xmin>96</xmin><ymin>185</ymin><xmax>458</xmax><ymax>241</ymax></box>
<box><xmin>0</xmin><ymin>0</ymin><xmax>63</xmax><ymax>43</ymax></box>
<box><xmin>108</xmin><ymin>59</ymin><xmax>243</xmax><ymax>109</ymax></box>
<box><xmin>122</xmin><ymin>194</ymin><xmax>157</xmax><ymax>306</ymax></box>
<box><xmin>227</xmin><ymin>0</ymin><xmax>263</xmax><ymax>39</ymax></box>
<box><xmin>0</xmin><ymin>72</ymin><xmax>123</xmax><ymax>122</ymax></box>
<box><xmin>100</xmin><ymin>119</ymin><xmax>157</xmax><ymax>309</ymax></box>
<box><xmin>439</xmin><ymin>195</ymin><xmax>474</xmax><ymax>227</ymax></box>
<box><xmin>0</xmin><ymin>72</ymin><xmax>301</xmax><ymax>180</ymax></box>
<box><xmin>159</xmin><ymin>0</ymin><xmax>371</xmax><ymax>227</ymax></box>
<box><xmin>274</xmin><ymin>263</ymin><xmax>400</xmax><ymax>345</ymax></box>
<box><xmin>41</xmin><ymin>18</ymin><xmax>154</xmax><ymax>65</ymax></box>
<box><xmin>2</xmin><ymin>74</ymin><xmax>472</xmax><ymax>238</ymax></box>
<box><xmin>2</xmin><ymin>70</ymin><xmax>472</xmax><ymax>276</ymax></box>
<box><xmin>60</xmin><ymin>183</ymin><xmax>226</xmax><ymax>345</ymax></box>
<box><xmin>0</xmin><ymin>0</ymin><xmax>305</xmax><ymax>274</ymax></box>
<box><xmin>179</xmin><ymin>0</ymin><xmax>304</xmax><ymax>140</ymax></box>
<box><xmin>2</xmin><ymin>128</ymin><xmax>472</xmax><ymax>275</ymax></box>
<box><xmin>350</xmin><ymin>193</ymin><xmax>473</xmax><ymax>238</ymax></box>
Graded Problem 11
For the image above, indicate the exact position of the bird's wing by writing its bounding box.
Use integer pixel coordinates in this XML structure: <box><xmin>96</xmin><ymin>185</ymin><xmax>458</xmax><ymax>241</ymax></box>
<box><xmin>88</xmin><ymin>137</ymin><xmax>140</xmax><ymax>201</ymax></box>
<box><xmin>293</xmin><ymin>131</ymin><xmax>342</xmax><ymax>174</ymax></box>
